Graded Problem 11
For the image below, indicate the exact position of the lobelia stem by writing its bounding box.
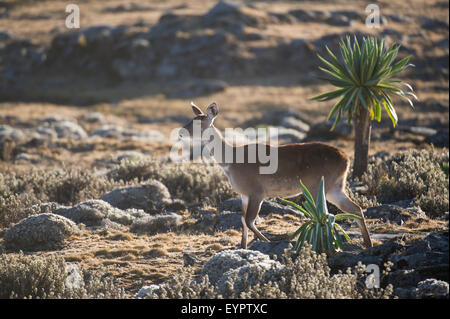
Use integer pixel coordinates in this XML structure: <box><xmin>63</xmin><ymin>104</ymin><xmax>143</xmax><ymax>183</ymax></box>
<box><xmin>353</xmin><ymin>107</ymin><xmax>372</xmax><ymax>179</ymax></box>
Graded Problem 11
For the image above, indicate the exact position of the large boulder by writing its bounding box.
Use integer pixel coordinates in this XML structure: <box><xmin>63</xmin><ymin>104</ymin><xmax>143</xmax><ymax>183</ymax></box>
<box><xmin>414</xmin><ymin>279</ymin><xmax>449</xmax><ymax>299</ymax></box>
<box><xmin>130</xmin><ymin>213</ymin><xmax>183</xmax><ymax>235</ymax></box>
<box><xmin>364</xmin><ymin>204</ymin><xmax>427</xmax><ymax>225</ymax></box>
<box><xmin>327</xmin><ymin>230</ymin><xmax>449</xmax><ymax>299</ymax></box>
<box><xmin>218</xmin><ymin>198</ymin><xmax>304</xmax><ymax>217</ymax></box>
<box><xmin>202</xmin><ymin>249</ymin><xmax>284</xmax><ymax>297</ymax></box>
<box><xmin>100</xmin><ymin>181</ymin><xmax>172</xmax><ymax>214</ymax></box>
<box><xmin>54</xmin><ymin>200</ymin><xmax>146</xmax><ymax>226</ymax></box>
<box><xmin>3</xmin><ymin>213</ymin><xmax>80</xmax><ymax>251</ymax></box>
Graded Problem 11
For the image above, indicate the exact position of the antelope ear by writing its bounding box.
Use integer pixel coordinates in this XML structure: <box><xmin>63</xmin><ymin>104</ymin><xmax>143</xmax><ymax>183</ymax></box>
<box><xmin>206</xmin><ymin>102</ymin><xmax>219</xmax><ymax>119</ymax></box>
<box><xmin>191</xmin><ymin>101</ymin><xmax>203</xmax><ymax>116</ymax></box>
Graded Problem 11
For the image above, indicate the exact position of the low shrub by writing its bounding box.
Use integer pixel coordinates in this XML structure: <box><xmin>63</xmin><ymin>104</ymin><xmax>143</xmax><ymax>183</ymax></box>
<box><xmin>361</xmin><ymin>149</ymin><xmax>449</xmax><ymax>218</ymax></box>
<box><xmin>108</xmin><ymin>158</ymin><xmax>236</xmax><ymax>205</ymax></box>
<box><xmin>0</xmin><ymin>167</ymin><xmax>122</xmax><ymax>229</ymax></box>
<box><xmin>0</xmin><ymin>252</ymin><xmax>125</xmax><ymax>299</ymax></box>
<box><xmin>147</xmin><ymin>245</ymin><xmax>394</xmax><ymax>299</ymax></box>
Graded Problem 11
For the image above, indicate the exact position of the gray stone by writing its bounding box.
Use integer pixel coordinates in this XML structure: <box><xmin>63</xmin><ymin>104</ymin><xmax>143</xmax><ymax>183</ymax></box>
<box><xmin>136</xmin><ymin>285</ymin><xmax>161</xmax><ymax>298</ymax></box>
<box><xmin>90</xmin><ymin>125</ymin><xmax>122</xmax><ymax>138</ymax></box>
<box><xmin>56</xmin><ymin>199</ymin><xmax>146</xmax><ymax>226</ymax></box>
<box><xmin>327</xmin><ymin>251</ymin><xmax>382</xmax><ymax>270</ymax></box>
<box><xmin>202</xmin><ymin>249</ymin><xmax>283</xmax><ymax>285</ymax></box>
<box><xmin>306</xmin><ymin>120</ymin><xmax>353</xmax><ymax>140</ymax></box>
<box><xmin>425</xmin><ymin>130</ymin><xmax>449</xmax><ymax>148</ymax></box>
<box><xmin>82</xmin><ymin>112</ymin><xmax>106</xmax><ymax>123</ymax></box>
<box><xmin>248</xmin><ymin>240</ymin><xmax>294</xmax><ymax>260</ymax></box>
<box><xmin>215</xmin><ymin>210</ymin><xmax>261</xmax><ymax>231</ymax></box>
<box><xmin>205</xmin><ymin>1</ymin><xmax>243</xmax><ymax>19</ymax></box>
<box><xmin>113</xmin><ymin>151</ymin><xmax>146</xmax><ymax>163</ymax></box>
<box><xmin>100</xmin><ymin>181</ymin><xmax>172</xmax><ymax>214</ymax></box>
<box><xmin>218</xmin><ymin>198</ymin><xmax>304</xmax><ymax>218</ymax></box>
<box><xmin>414</xmin><ymin>279</ymin><xmax>449</xmax><ymax>299</ymax></box>
<box><xmin>50</xmin><ymin>120</ymin><xmax>88</xmax><ymax>140</ymax></box>
<box><xmin>130</xmin><ymin>213</ymin><xmax>182</xmax><ymax>234</ymax></box>
<box><xmin>0</xmin><ymin>125</ymin><xmax>26</xmax><ymax>142</ymax></box>
<box><xmin>167</xmin><ymin>79</ymin><xmax>228</xmax><ymax>98</ymax></box>
<box><xmin>14</xmin><ymin>153</ymin><xmax>40</xmax><ymax>164</ymax></box>
<box><xmin>65</xmin><ymin>264</ymin><xmax>84</xmax><ymax>289</ymax></box>
<box><xmin>3</xmin><ymin>213</ymin><xmax>80</xmax><ymax>251</ymax></box>
<box><xmin>364</xmin><ymin>204</ymin><xmax>427</xmax><ymax>225</ymax></box>
<box><xmin>280</xmin><ymin>116</ymin><xmax>310</xmax><ymax>133</ymax></box>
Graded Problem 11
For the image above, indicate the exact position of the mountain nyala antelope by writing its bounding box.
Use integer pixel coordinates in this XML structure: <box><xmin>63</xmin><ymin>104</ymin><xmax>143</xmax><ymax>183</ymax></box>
<box><xmin>180</xmin><ymin>101</ymin><xmax>373</xmax><ymax>249</ymax></box>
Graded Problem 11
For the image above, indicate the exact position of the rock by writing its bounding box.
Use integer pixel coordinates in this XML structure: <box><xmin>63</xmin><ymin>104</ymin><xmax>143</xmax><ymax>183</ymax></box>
<box><xmin>91</xmin><ymin>125</ymin><xmax>122</xmax><ymax>138</ymax></box>
<box><xmin>202</xmin><ymin>249</ymin><xmax>283</xmax><ymax>285</ymax></box>
<box><xmin>365</xmin><ymin>241</ymin><xmax>404</xmax><ymax>257</ymax></box>
<box><xmin>167</xmin><ymin>79</ymin><xmax>228</xmax><ymax>98</ymax></box>
<box><xmin>241</xmin><ymin>109</ymin><xmax>311</xmax><ymax>129</ymax></box>
<box><xmin>0</xmin><ymin>124</ymin><xmax>26</xmax><ymax>142</ymax></box>
<box><xmin>14</xmin><ymin>152</ymin><xmax>40</xmax><ymax>164</ymax></box>
<box><xmin>217</xmin><ymin>261</ymin><xmax>283</xmax><ymax>297</ymax></box>
<box><xmin>56</xmin><ymin>199</ymin><xmax>146</xmax><ymax>226</ymax></box>
<box><xmin>42</xmin><ymin>114</ymin><xmax>77</xmax><ymax>124</ymax></box>
<box><xmin>279</xmin><ymin>116</ymin><xmax>310</xmax><ymax>133</ymax></box>
<box><xmin>425</xmin><ymin>130</ymin><xmax>449</xmax><ymax>148</ymax></box>
<box><xmin>204</xmin><ymin>1</ymin><xmax>270</xmax><ymax>29</ymax></box>
<box><xmin>100</xmin><ymin>181</ymin><xmax>172</xmax><ymax>214</ymax></box>
<box><xmin>45</xmin><ymin>120</ymin><xmax>87</xmax><ymax>140</ymax></box>
<box><xmin>121</xmin><ymin>128</ymin><xmax>165</xmax><ymax>142</ymax></box>
<box><xmin>82</xmin><ymin>112</ymin><xmax>106</xmax><ymax>123</ymax></box>
<box><xmin>414</xmin><ymin>279</ymin><xmax>449</xmax><ymax>299</ymax></box>
<box><xmin>248</xmin><ymin>240</ymin><xmax>294</xmax><ymax>260</ymax></box>
<box><xmin>218</xmin><ymin>198</ymin><xmax>242</xmax><ymax>212</ymax></box>
<box><xmin>326</xmin><ymin>14</ymin><xmax>354</xmax><ymax>27</ymax></box>
<box><xmin>218</xmin><ymin>198</ymin><xmax>303</xmax><ymax>218</ymax></box>
<box><xmin>3</xmin><ymin>213</ymin><xmax>80</xmax><ymax>251</ymax></box>
<box><xmin>306</xmin><ymin>120</ymin><xmax>353</xmax><ymax>140</ymax></box>
<box><xmin>216</xmin><ymin>211</ymin><xmax>245</xmax><ymax>231</ymax></box>
<box><xmin>205</xmin><ymin>1</ymin><xmax>243</xmax><ymax>19</ymax></box>
<box><xmin>113</xmin><ymin>151</ymin><xmax>146</xmax><ymax>163</ymax></box>
<box><xmin>288</xmin><ymin>9</ymin><xmax>320</xmax><ymax>22</ymax></box>
<box><xmin>65</xmin><ymin>264</ymin><xmax>83</xmax><ymax>289</ymax></box>
<box><xmin>328</xmin><ymin>230</ymin><xmax>449</xmax><ymax>298</ymax></box>
<box><xmin>273</xmin><ymin>127</ymin><xmax>307</xmax><ymax>143</ymax></box>
<box><xmin>34</xmin><ymin>126</ymin><xmax>58</xmax><ymax>141</ymax></box>
<box><xmin>130</xmin><ymin>213</ymin><xmax>182</xmax><ymax>234</ymax></box>
<box><xmin>0</xmin><ymin>31</ymin><xmax>11</xmax><ymax>42</ymax></box>
<box><xmin>90</xmin><ymin>125</ymin><xmax>165</xmax><ymax>142</ymax></box>
<box><xmin>136</xmin><ymin>285</ymin><xmax>160</xmax><ymax>298</ymax></box>
<box><xmin>364</xmin><ymin>204</ymin><xmax>427</xmax><ymax>225</ymax></box>
<box><xmin>398</xmin><ymin>126</ymin><xmax>438</xmax><ymax>137</ymax></box>
<box><xmin>138</xmin><ymin>115</ymin><xmax>190</xmax><ymax>124</ymax></box>
<box><xmin>165</xmin><ymin>199</ymin><xmax>187</xmax><ymax>212</ymax></box>
<box><xmin>103</xmin><ymin>3</ymin><xmax>155</xmax><ymax>13</ymax></box>
<box><xmin>183</xmin><ymin>252</ymin><xmax>201</xmax><ymax>266</ymax></box>
<box><xmin>327</xmin><ymin>251</ymin><xmax>382</xmax><ymax>270</ymax></box>
<box><xmin>421</xmin><ymin>18</ymin><xmax>449</xmax><ymax>31</ymax></box>
<box><xmin>386</xmin><ymin>14</ymin><xmax>412</xmax><ymax>23</ymax></box>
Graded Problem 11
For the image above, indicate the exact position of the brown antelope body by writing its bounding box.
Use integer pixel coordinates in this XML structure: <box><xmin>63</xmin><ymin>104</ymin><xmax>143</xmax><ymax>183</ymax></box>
<box><xmin>181</xmin><ymin>102</ymin><xmax>373</xmax><ymax>249</ymax></box>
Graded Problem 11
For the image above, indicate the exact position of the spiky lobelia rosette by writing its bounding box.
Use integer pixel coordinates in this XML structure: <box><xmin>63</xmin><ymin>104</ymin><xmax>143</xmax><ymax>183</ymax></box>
<box><xmin>279</xmin><ymin>177</ymin><xmax>360</xmax><ymax>255</ymax></box>
<box><xmin>311</xmin><ymin>35</ymin><xmax>417</xmax><ymax>128</ymax></box>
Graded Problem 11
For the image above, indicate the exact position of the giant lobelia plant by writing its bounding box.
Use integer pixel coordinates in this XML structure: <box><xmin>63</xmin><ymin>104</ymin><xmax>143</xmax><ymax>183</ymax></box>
<box><xmin>311</xmin><ymin>36</ymin><xmax>417</xmax><ymax>178</ymax></box>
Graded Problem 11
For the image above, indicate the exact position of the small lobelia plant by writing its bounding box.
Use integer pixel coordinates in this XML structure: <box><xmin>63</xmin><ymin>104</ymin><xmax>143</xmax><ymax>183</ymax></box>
<box><xmin>279</xmin><ymin>177</ymin><xmax>360</xmax><ymax>255</ymax></box>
